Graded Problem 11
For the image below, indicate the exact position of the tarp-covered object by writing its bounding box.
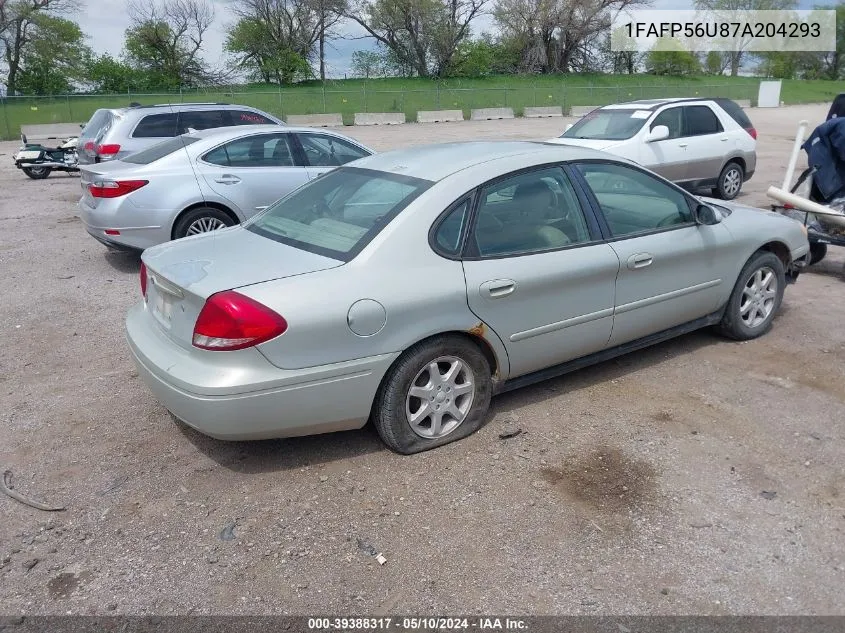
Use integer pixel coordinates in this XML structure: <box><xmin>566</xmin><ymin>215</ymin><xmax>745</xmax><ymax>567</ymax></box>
<box><xmin>827</xmin><ymin>93</ymin><xmax>845</xmax><ymax>120</ymax></box>
<box><xmin>802</xmin><ymin>117</ymin><xmax>845</xmax><ymax>202</ymax></box>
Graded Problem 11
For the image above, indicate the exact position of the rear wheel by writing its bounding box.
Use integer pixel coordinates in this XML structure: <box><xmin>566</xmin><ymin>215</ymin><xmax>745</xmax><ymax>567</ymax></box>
<box><xmin>22</xmin><ymin>166</ymin><xmax>51</xmax><ymax>179</ymax></box>
<box><xmin>173</xmin><ymin>207</ymin><xmax>235</xmax><ymax>240</ymax></box>
<box><xmin>809</xmin><ymin>242</ymin><xmax>827</xmax><ymax>265</ymax></box>
<box><xmin>372</xmin><ymin>335</ymin><xmax>492</xmax><ymax>454</ymax></box>
<box><xmin>713</xmin><ymin>162</ymin><xmax>744</xmax><ymax>200</ymax></box>
<box><xmin>719</xmin><ymin>251</ymin><xmax>785</xmax><ymax>340</ymax></box>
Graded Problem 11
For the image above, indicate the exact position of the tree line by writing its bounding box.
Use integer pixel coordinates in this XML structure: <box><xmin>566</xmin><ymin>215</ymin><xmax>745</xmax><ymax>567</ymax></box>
<box><xmin>0</xmin><ymin>0</ymin><xmax>843</xmax><ymax>96</ymax></box>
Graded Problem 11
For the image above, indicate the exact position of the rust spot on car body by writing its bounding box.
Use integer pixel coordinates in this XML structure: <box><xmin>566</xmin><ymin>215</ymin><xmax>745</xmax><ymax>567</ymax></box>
<box><xmin>467</xmin><ymin>322</ymin><xmax>486</xmax><ymax>338</ymax></box>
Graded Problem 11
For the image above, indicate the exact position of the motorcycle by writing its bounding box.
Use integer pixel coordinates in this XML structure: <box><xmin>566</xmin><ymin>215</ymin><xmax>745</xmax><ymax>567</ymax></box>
<box><xmin>13</xmin><ymin>134</ymin><xmax>80</xmax><ymax>179</ymax></box>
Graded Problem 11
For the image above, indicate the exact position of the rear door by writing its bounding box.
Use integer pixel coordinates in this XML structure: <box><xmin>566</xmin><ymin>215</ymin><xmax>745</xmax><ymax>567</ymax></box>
<box><xmin>194</xmin><ymin>132</ymin><xmax>309</xmax><ymax>218</ymax></box>
<box><xmin>296</xmin><ymin>132</ymin><xmax>372</xmax><ymax>180</ymax></box>
<box><xmin>639</xmin><ymin>106</ymin><xmax>688</xmax><ymax>182</ymax></box>
<box><xmin>574</xmin><ymin>161</ymin><xmax>733</xmax><ymax>347</ymax></box>
<box><xmin>680</xmin><ymin>105</ymin><xmax>726</xmax><ymax>183</ymax></box>
<box><xmin>456</xmin><ymin>165</ymin><xmax>620</xmax><ymax>378</ymax></box>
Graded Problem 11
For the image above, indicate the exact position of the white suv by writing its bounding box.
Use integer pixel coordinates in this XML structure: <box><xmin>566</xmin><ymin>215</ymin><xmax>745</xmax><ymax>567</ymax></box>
<box><xmin>548</xmin><ymin>98</ymin><xmax>757</xmax><ymax>200</ymax></box>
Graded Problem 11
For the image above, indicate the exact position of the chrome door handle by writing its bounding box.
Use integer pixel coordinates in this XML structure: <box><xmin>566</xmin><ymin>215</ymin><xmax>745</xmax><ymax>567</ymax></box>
<box><xmin>627</xmin><ymin>253</ymin><xmax>653</xmax><ymax>269</ymax></box>
<box><xmin>214</xmin><ymin>174</ymin><xmax>241</xmax><ymax>184</ymax></box>
<box><xmin>480</xmin><ymin>279</ymin><xmax>516</xmax><ymax>299</ymax></box>
<box><xmin>720</xmin><ymin>137</ymin><xmax>729</xmax><ymax>142</ymax></box>
<box><xmin>256</xmin><ymin>206</ymin><xmax>269</xmax><ymax>211</ymax></box>
<box><xmin>678</xmin><ymin>143</ymin><xmax>688</xmax><ymax>148</ymax></box>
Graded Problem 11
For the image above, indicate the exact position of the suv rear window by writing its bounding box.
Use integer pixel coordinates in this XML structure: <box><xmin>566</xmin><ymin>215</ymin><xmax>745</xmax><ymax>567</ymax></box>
<box><xmin>715</xmin><ymin>98</ymin><xmax>753</xmax><ymax>129</ymax></box>
<box><xmin>122</xmin><ymin>136</ymin><xmax>199</xmax><ymax>164</ymax></box>
<box><xmin>132</xmin><ymin>113</ymin><xmax>179</xmax><ymax>138</ymax></box>
<box><xmin>229</xmin><ymin>110</ymin><xmax>275</xmax><ymax>125</ymax></box>
<box><xmin>80</xmin><ymin>109</ymin><xmax>113</xmax><ymax>142</ymax></box>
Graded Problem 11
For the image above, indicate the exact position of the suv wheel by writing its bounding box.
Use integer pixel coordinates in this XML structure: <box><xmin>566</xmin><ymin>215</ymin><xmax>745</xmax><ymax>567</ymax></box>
<box><xmin>713</xmin><ymin>162</ymin><xmax>744</xmax><ymax>200</ymax></box>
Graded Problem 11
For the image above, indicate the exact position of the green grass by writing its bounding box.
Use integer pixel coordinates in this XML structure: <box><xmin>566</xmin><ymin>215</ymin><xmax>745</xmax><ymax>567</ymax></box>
<box><xmin>1</xmin><ymin>74</ymin><xmax>841</xmax><ymax>140</ymax></box>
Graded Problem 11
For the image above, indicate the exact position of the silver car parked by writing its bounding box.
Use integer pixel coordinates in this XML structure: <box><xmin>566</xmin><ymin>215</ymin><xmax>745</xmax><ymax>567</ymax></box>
<box><xmin>79</xmin><ymin>125</ymin><xmax>374</xmax><ymax>251</ymax></box>
<box><xmin>78</xmin><ymin>103</ymin><xmax>283</xmax><ymax>165</ymax></box>
<box><xmin>126</xmin><ymin>142</ymin><xmax>809</xmax><ymax>454</ymax></box>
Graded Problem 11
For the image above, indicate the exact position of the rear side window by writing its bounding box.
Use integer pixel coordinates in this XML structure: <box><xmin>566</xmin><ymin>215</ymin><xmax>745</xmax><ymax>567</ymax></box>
<box><xmin>132</xmin><ymin>113</ymin><xmax>179</xmax><ymax>138</ymax></box>
<box><xmin>229</xmin><ymin>110</ymin><xmax>275</xmax><ymax>125</ymax></box>
<box><xmin>684</xmin><ymin>106</ymin><xmax>722</xmax><ymax>136</ymax></box>
<box><xmin>297</xmin><ymin>133</ymin><xmax>370</xmax><ymax>167</ymax></box>
<box><xmin>715</xmin><ymin>98</ymin><xmax>753</xmax><ymax>129</ymax></box>
<box><xmin>179</xmin><ymin>110</ymin><xmax>228</xmax><ymax>133</ymax></box>
<box><xmin>202</xmin><ymin>134</ymin><xmax>296</xmax><ymax>167</ymax></box>
<box><xmin>122</xmin><ymin>136</ymin><xmax>200</xmax><ymax>164</ymax></box>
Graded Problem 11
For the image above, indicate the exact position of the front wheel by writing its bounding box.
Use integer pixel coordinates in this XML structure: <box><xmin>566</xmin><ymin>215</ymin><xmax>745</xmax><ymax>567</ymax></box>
<box><xmin>22</xmin><ymin>166</ymin><xmax>51</xmax><ymax>179</ymax></box>
<box><xmin>713</xmin><ymin>162</ymin><xmax>744</xmax><ymax>200</ymax></box>
<box><xmin>173</xmin><ymin>207</ymin><xmax>235</xmax><ymax>240</ymax></box>
<box><xmin>372</xmin><ymin>335</ymin><xmax>493</xmax><ymax>454</ymax></box>
<box><xmin>719</xmin><ymin>251</ymin><xmax>785</xmax><ymax>341</ymax></box>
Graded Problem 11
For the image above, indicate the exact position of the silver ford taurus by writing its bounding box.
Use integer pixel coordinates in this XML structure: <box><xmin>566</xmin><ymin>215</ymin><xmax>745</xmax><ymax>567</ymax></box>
<box><xmin>126</xmin><ymin>141</ymin><xmax>809</xmax><ymax>454</ymax></box>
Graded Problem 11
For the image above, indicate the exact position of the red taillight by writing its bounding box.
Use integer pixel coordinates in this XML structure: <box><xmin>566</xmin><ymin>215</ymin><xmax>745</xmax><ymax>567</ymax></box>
<box><xmin>96</xmin><ymin>143</ymin><xmax>121</xmax><ymax>158</ymax></box>
<box><xmin>88</xmin><ymin>179</ymin><xmax>148</xmax><ymax>198</ymax></box>
<box><xmin>192</xmin><ymin>291</ymin><xmax>287</xmax><ymax>351</ymax></box>
<box><xmin>140</xmin><ymin>262</ymin><xmax>148</xmax><ymax>300</ymax></box>
<box><xmin>746</xmin><ymin>127</ymin><xmax>757</xmax><ymax>140</ymax></box>
<box><xmin>84</xmin><ymin>141</ymin><xmax>95</xmax><ymax>152</ymax></box>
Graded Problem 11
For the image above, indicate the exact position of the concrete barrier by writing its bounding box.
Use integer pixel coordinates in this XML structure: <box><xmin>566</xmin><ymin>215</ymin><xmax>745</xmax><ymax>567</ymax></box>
<box><xmin>285</xmin><ymin>113</ymin><xmax>343</xmax><ymax>127</ymax></box>
<box><xmin>523</xmin><ymin>106</ymin><xmax>563</xmax><ymax>118</ymax></box>
<box><xmin>21</xmin><ymin>123</ymin><xmax>84</xmax><ymax>140</ymax></box>
<box><xmin>736</xmin><ymin>99</ymin><xmax>752</xmax><ymax>108</ymax></box>
<box><xmin>417</xmin><ymin>109</ymin><xmax>464</xmax><ymax>123</ymax></box>
<box><xmin>570</xmin><ymin>106</ymin><xmax>601</xmax><ymax>117</ymax></box>
<box><xmin>353</xmin><ymin>112</ymin><xmax>405</xmax><ymax>126</ymax></box>
<box><xmin>470</xmin><ymin>107</ymin><xmax>514</xmax><ymax>121</ymax></box>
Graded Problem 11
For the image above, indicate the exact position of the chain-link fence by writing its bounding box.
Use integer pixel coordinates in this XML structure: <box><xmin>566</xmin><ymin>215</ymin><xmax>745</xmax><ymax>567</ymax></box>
<box><xmin>0</xmin><ymin>82</ymin><xmax>758</xmax><ymax>140</ymax></box>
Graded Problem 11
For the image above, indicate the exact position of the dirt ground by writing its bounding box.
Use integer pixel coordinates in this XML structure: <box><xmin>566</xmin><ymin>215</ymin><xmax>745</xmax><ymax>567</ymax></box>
<box><xmin>1</xmin><ymin>104</ymin><xmax>844</xmax><ymax>616</ymax></box>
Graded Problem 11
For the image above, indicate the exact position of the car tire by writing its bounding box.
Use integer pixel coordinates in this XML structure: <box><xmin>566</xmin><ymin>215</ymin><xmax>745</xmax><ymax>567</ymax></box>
<box><xmin>809</xmin><ymin>242</ymin><xmax>827</xmax><ymax>265</ymax></box>
<box><xmin>719</xmin><ymin>251</ymin><xmax>785</xmax><ymax>341</ymax></box>
<box><xmin>22</xmin><ymin>166</ymin><xmax>51</xmax><ymax>179</ymax></box>
<box><xmin>372</xmin><ymin>335</ymin><xmax>493</xmax><ymax>455</ymax></box>
<box><xmin>713</xmin><ymin>161</ymin><xmax>744</xmax><ymax>200</ymax></box>
<box><xmin>173</xmin><ymin>207</ymin><xmax>235</xmax><ymax>240</ymax></box>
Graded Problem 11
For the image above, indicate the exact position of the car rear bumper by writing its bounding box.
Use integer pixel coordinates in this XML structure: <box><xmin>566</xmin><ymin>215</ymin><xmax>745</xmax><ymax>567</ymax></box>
<box><xmin>79</xmin><ymin>198</ymin><xmax>169</xmax><ymax>251</ymax></box>
<box><xmin>125</xmin><ymin>302</ymin><xmax>398</xmax><ymax>441</ymax></box>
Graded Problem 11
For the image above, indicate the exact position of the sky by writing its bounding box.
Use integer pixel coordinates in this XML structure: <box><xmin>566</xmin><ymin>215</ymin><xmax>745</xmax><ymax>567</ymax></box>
<box><xmin>76</xmin><ymin>0</ymin><xmax>820</xmax><ymax>79</ymax></box>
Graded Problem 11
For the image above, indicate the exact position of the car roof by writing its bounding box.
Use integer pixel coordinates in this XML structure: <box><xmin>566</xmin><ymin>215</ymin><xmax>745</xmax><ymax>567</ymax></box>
<box><xmin>348</xmin><ymin>141</ymin><xmax>616</xmax><ymax>182</ymax></box>
<box><xmin>178</xmin><ymin>125</ymin><xmax>374</xmax><ymax>154</ymax></box>
<box><xmin>106</xmin><ymin>103</ymin><xmax>269</xmax><ymax>116</ymax></box>
<box><xmin>600</xmin><ymin>97</ymin><xmax>725</xmax><ymax>111</ymax></box>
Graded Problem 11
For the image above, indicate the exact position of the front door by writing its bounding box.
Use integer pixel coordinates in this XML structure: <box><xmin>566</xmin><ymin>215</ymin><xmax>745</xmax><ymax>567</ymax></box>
<box><xmin>575</xmin><ymin>161</ymin><xmax>734</xmax><ymax>347</ymax></box>
<box><xmin>195</xmin><ymin>132</ymin><xmax>309</xmax><ymax>218</ymax></box>
<box><xmin>458</xmin><ymin>165</ymin><xmax>620</xmax><ymax>378</ymax></box>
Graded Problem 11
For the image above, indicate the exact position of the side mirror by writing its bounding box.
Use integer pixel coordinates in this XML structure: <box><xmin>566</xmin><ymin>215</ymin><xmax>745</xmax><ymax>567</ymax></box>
<box><xmin>20</xmin><ymin>133</ymin><xmax>27</xmax><ymax>144</ymax></box>
<box><xmin>646</xmin><ymin>125</ymin><xmax>669</xmax><ymax>142</ymax></box>
<box><xmin>564</xmin><ymin>123</ymin><xmax>573</xmax><ymax>132</ymax></box>
<box><xmin>695</xmin><ymin>203</ymin><xmax>722</xmax><ymax>225</ymax></box>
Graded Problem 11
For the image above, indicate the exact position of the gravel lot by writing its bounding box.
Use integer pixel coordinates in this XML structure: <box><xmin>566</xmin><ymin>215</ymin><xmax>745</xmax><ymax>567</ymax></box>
<box><xmin>1</xmin><ymin>104</ymin><xmax>844</xmax><ymax>616</ymax></box>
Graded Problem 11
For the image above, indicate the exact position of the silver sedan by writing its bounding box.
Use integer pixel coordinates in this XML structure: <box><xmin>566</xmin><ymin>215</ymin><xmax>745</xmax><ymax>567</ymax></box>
<box><xmin>126</xmin><ymin>142</ymin><xmax>810</xmax><ymax>454</ymax></box>
<box><xmin>78</xmin><ymin>125</ymin><xmax>374</xmax><ymax>251</ymax></box>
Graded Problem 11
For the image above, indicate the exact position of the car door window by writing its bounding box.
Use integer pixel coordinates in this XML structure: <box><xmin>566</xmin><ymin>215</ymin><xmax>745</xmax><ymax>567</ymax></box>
<box><xmin>228</xmin><ymin>110</ymin><xmax>276</xmax><ymax>125</ymax></box>
<box><xmin>650</xmin><ymin>107</ymin><xmax>683</xmax><ymax>139</ymax></box>
<box><xmin>577</xmin><ymin>162</ymin><xmax>693</xmax><ymax>237</ymax></box>
<box><xmin>683</xmin><ymin>105</ymin><xmax>723</xmax><ymax>136</ymax></box>
<box><xmin>132</xmin><ymin>113</ymin><xmax>179</xmax><ymax>138</ymax></box>
<box><xmin>432</xmin><ymin>198</ymin><xmax>471</xmax><ymax>256</ymax></box>
<box><xmin>297</xmin><ymin>133</ymin><xmax>369</xmax><ymax>167</ymax></box>
<box><xmin>179</xmin><ymin>110</ymin><xmax>228</xmax><ymax>133</ymax></box>
<box><xmin>471</xmin><ymin>167</ymin><xmax>592</xmax><ymax>257</ymax></box>
<box><xmin>203</xmin><ymin>134</ymin><xmax>295</xmax><ymax>167</ymax></box>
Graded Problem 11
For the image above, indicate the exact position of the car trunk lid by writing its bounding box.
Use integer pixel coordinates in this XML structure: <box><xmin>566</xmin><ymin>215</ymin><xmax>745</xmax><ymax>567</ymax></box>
<box><xmin>80</xmin><ymin>161</ymin><xmax>145</xmax><ymax>208</ymax></box>
<box><xmin>141</xmin><ymin>227</ymin><xmax>342</xmax><ymax>349</ymax></box>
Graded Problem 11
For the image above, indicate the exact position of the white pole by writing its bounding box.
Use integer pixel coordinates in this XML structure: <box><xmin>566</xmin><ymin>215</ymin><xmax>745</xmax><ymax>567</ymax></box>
<box><xmin>782</xmin><ymin>119</ymin><xmax>809</xmax><ymax>191</ymax></box>
<box><xmin>766</xmin><ymin>186</ymin><xmax>845</xmax><ymax>228</ymax></box>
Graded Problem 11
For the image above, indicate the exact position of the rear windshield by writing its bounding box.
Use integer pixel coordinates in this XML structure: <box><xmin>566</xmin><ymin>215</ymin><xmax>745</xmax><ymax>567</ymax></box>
<box><xmin>562</xmin><ymin>109</ymin><xmax>650</xmax><ymax>140</ymax></box>
<box><xmin>246</xmin><ymin>167</ymin><xmax>432</xmax><ymax>261</ymax></box>
<box><xmin>715</xmin><ymin>98</ymin><xmax>753</xmax><ymax>129</ymax></box>
<box><xmin>122</xmin><ymin>136</ymin><xmax>199</xmax><ymax>164</ymax></box>
<box><xmin>80</xmin><ymin>109</ymin><xmax>114</xmax><ymax>141</ymax></box>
